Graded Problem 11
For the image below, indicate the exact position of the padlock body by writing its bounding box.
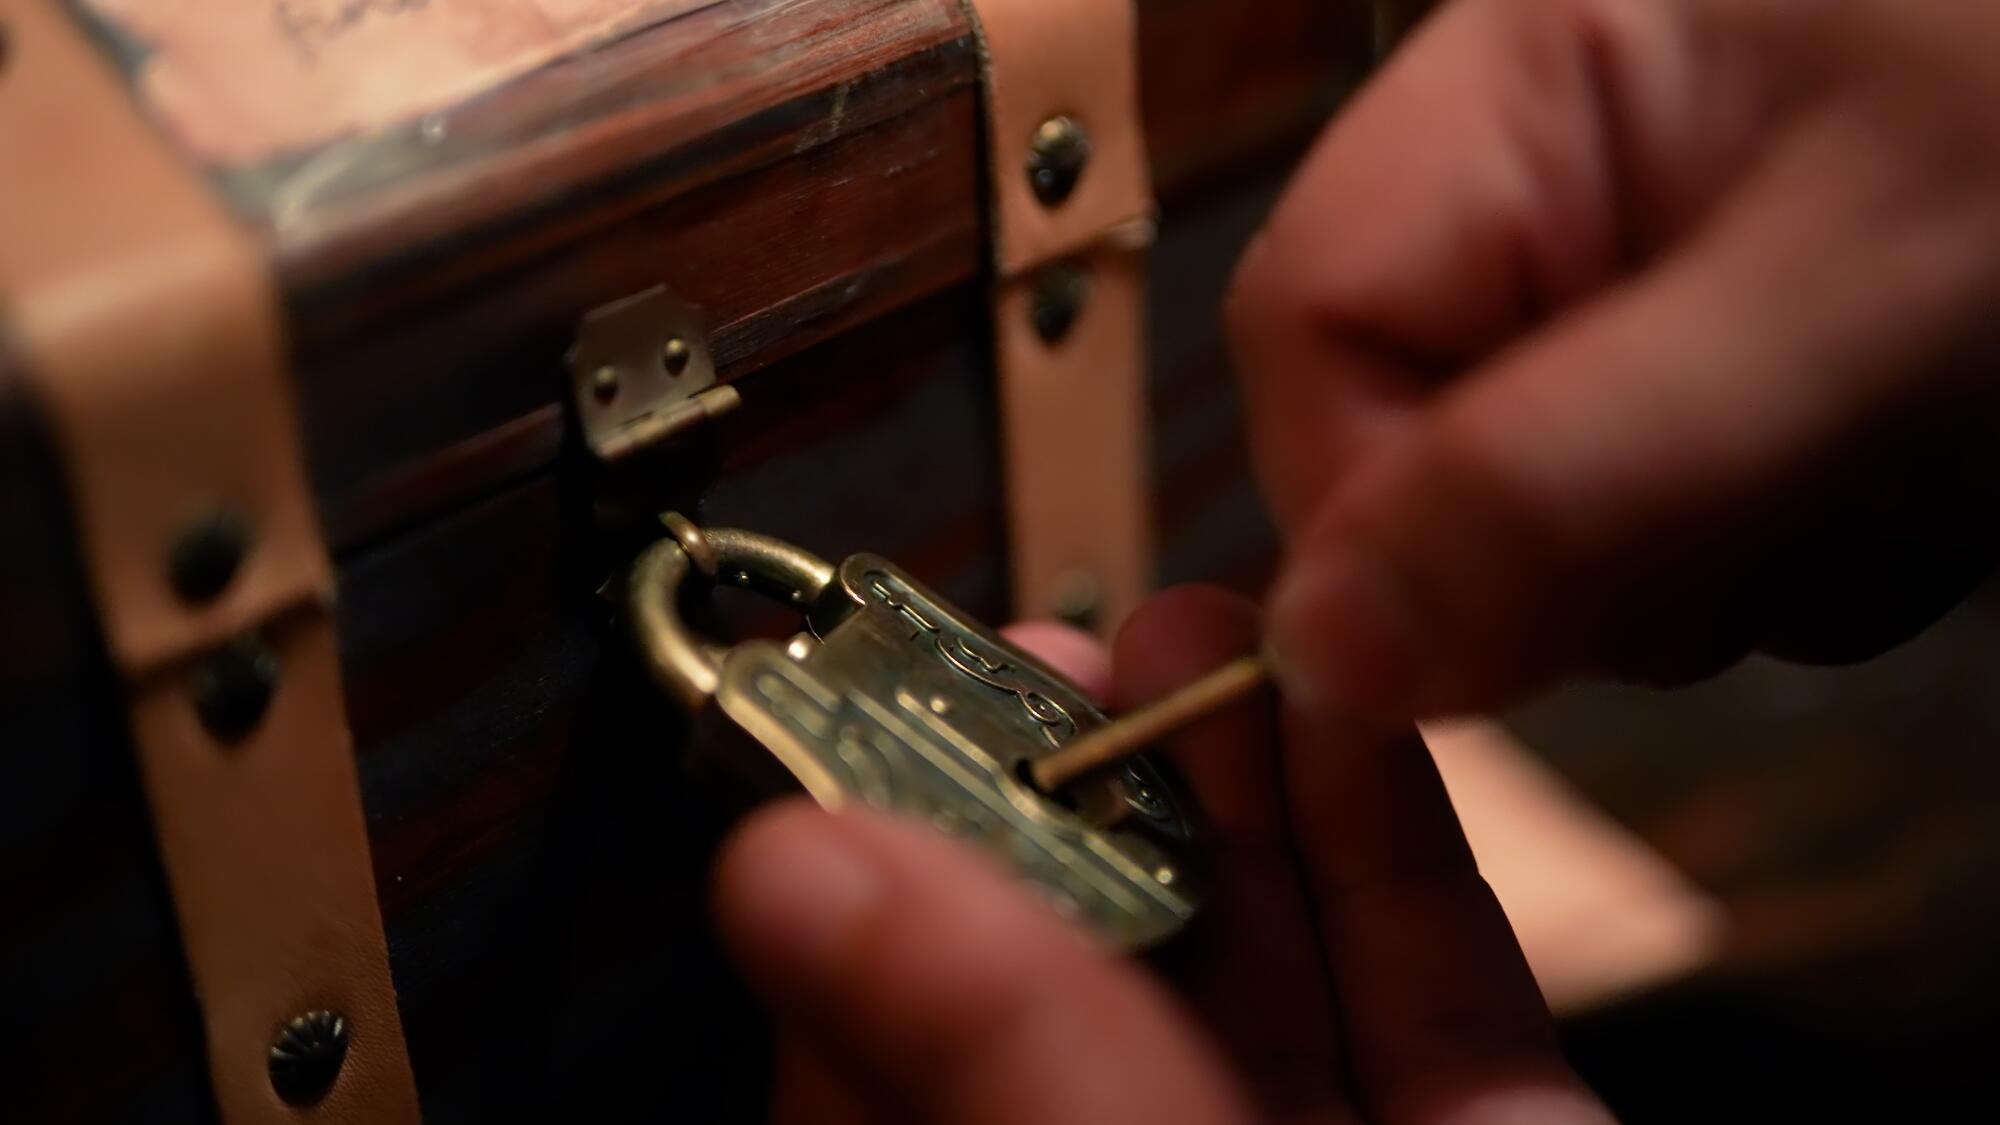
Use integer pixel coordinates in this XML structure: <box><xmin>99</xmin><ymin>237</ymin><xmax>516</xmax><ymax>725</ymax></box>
<box><xmin>707</xmin><ymin>555</ymin><xmax>1200</xmax><ymax>948</ymax></box>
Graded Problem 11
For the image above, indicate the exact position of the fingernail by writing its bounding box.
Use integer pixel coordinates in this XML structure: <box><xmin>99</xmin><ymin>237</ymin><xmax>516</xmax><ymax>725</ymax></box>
<box><xmin>1267</xmin><ymin>544</ymin><xmax>1430</xmax><ymax>718</ymax></box>
<box><xmin>724</xmin><ymin>809</ymin><xmax>884</xmax><ymax>979</ymax></box>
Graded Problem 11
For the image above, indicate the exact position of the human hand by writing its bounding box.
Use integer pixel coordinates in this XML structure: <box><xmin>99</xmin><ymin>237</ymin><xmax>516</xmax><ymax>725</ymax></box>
<box><xmin>713</xmin><ymin>588</ymin><xmax>1611</xmax><ymax>1123</ymax></box>
<box><xmin>1229</xmin><ymin>0</ymin><xmax>2000</xmax><ymax>718</ymax></box>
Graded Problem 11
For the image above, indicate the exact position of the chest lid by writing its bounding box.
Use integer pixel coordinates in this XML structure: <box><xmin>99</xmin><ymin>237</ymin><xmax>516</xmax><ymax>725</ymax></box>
<box><xmin>55</xmin><ymin>0</ymin><xmax>1372</xmax><ymax>553</ymax></box>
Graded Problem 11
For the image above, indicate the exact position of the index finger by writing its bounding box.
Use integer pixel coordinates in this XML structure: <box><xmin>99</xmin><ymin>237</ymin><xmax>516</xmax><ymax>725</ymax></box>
<box><xmin>1112</xmin><ymin>587</ymin><xmax>1349</xmax><ymax>1116</ymax></box>
<box><xmin>1281</xmin><ymin>713</ymin><xmax>1611</xmax><ymax>1124</ymax></box>
<box><xmin>1225</xmin><ymin>0</ymin><xmax>1687</xmax><ymax>530</ymax></box>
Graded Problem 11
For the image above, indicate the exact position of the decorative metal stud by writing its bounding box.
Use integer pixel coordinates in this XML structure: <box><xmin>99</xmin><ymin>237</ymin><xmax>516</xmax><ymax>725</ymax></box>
<box><xmin>1029</xmin><ymin>262</ymin><xmax>1091</xmax><ymax>345</ymax></box>
<box><xmin>169</xmin><ymin>506</ymin><xmax>250</xmax><ymax>605</ymax></box>
<box><xmin>1048</xmin><ymin>569</ymin><xmax>1102</xmax><ymax>632</ymax></box>
<box><xmin>590</xmin><ymin>364</ymin><xmax>620</xmax><ymax>403</ymax></box>
<box><xmin>1027</xmin><ymin>115</ymin><xmax>1090</xmax><ymax>207</ymax></box>
<box><xmin>661</xmin><ymin>337</ymin><xmax>692</xmax><ymax>376</ymax></box>
<box><xmin>190</xmin><ymin>634</ymin><xmax>280</xmax><ymax>741</ymax></box>
<box><xmin>269</xmin><ymin>1009</ymin><xmax>349</xmax><ymax>1106</ymax></box>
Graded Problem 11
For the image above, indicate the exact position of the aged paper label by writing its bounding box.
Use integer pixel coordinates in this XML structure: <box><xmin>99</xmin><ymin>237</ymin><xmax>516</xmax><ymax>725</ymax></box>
<box><xmin>81</xmin><ymin>0</ymin><xmax>720</xmax><ymax>164</ymax></box>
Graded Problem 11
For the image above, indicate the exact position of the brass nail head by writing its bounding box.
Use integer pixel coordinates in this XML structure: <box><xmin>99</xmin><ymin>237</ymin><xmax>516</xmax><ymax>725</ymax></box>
<box><xmin>190</xmin><ymin>635</ymin><xmax>280</xmax><ymax>742</ymax></box>
<box><xmin>1047</xmin><ymin>566</ymin><xmax>1101</xmax><ymax>629</ymax></box>
<box><xmin>662</xmin><ymin>337</ymin><xmax>692</xmax><ymax>376</ymax></box>
<box><xmin>1028</xmin><ymin>115</ymin><xmax>1090</xmax><ymax>206</ymax></box>
<box><xmin>269</xmin><ymin>1009</ymin><xmax>349</xmax><ymax>1105</ymax></box>
<box><xmin>169</xmin><ymin>505</ymin><xmax>251</xmax><ymax>605</ymax></box>
<box><xmin>590</xmin><ymin>364</ymin><xmax>620</xmax><ymax>402</ymax></box>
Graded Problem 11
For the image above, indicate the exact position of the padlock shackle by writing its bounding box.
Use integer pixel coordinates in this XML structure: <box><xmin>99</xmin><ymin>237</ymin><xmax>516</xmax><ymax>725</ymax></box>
<box><xmin>628</xmin><ymin>519</ymin><xmax>839</xmax><ymax>709</ymax></box>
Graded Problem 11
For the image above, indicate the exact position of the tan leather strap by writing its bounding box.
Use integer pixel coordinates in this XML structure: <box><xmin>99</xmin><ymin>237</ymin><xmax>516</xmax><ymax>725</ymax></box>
<box><xmin>962</xmin><ymin>0</ymin><xmax>1156</xmax><ymax>635</ymax></box>
<box><xmin>0</xmin><ymin>4</ymin><xmax>421</xmax><ymax>1122</ymax></box>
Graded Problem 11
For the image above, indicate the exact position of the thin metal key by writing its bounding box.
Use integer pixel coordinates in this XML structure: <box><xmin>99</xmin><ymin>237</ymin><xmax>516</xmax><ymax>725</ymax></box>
<box><xmin>1027</xmin><ymin>656</ymin><xmax>1270</xmax><ymax>793</ymax></box>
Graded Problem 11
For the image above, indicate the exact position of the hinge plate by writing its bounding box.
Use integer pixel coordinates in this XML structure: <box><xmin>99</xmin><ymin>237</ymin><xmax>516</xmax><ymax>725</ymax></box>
<box><xmin>566</xmin><ymin>285</ymin><xmax>739</xmax><ymax>460</ymax></box>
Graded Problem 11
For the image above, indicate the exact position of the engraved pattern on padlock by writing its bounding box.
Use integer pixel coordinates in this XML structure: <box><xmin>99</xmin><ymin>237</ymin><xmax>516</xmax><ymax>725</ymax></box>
<box><xmin>628</xmin><ymin>517</ymin><xmax>1202</xmax><ymax>948</ymax></box>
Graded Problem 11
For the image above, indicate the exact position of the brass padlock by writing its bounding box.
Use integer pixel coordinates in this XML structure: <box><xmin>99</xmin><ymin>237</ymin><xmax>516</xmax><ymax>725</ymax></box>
<box><xmin>627</xmin><ymin>514</ymin><xmax>1201</xmax><ymax>948</ymax></box>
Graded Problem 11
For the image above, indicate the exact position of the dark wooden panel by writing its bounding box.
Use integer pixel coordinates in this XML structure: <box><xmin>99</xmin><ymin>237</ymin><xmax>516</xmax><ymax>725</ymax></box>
<box><xmin>338</xmin><ymin>477</ymin><xmax>770</xmax><ymax>1124</ymax></box>
<box><xmin>1147</xmin><ymin>175</ymin><xmax>1289</xmax><ymax>596</ymax></box>
<box><xmin>344</xmin><ymin>287</ymin><xmax>1007</xmax><ymax>1120</ymax></box>
<box><xmin>303</xmin><ymin>81</ymin><xmax>984</xmax><ymax>548</ymax></box>
<box><xmin>257</xmin><ymin>1</ymin><xmax>977</xmax><ymax>287</ymax></box>
<box><xmin>1139</xmin><ymin>0</ymin><xmax>1370</xmax><ymax>192</ymax></box>
<box><xmin>274</xmin><ymin>0</ymin><xmax>1365</xmax><ymax>552</ymax></box>
<box><xmin>0</xmin><ymin>281</ymin><xmax>1014</xmax><ymax>1119</ymax></box>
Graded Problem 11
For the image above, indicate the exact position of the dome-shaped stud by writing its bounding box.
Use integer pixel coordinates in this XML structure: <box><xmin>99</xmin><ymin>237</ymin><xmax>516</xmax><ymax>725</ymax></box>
<box><xmin>169</xmin><ymin>506</ymin><xmax>251</xmax><ymax>605</ymax></box>
<box><xmin>268</xmin><ymin>1009</ymin><xmax>349</xmax><ymax>1106</ymax></box>
<box><xmin>1027</xmin><ymin>115</ymin><xmax>1090</xmax><ymax>207</ymax></box>
<box><xmin>590</xmin><ymin>364</ymin><xmax>620</xmax><ymax>403</ymax></box>
<box><xmin>661</xmin><ymin>337</ymin><xmax>692</xmax><ymax>376</ymax></box>
<box><xmin>1029</xmin><ymin>263</ymin><xmax>1092</xmax><ymax>346</ymax></box>
<box><xmin>190</xmin><ymin>634</ymin><xmax>280</xmax><ymax>742</ymax></box>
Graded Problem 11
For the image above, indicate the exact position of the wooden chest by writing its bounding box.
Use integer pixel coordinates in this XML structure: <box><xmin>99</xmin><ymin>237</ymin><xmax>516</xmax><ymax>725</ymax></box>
<box><xmin>0</xmin><ymin>1</ymin><xmax>1407</xmax><ymax>1119</ymax></box>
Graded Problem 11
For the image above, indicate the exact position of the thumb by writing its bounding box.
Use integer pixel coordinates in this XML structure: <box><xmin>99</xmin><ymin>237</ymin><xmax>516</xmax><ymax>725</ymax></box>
<box><xmin>714</xmin><ymin>802</ymin><xmax>1252</xmax><ymax>1124</ymax></box>
<box><xmin>1266</xmin><ymin>134</ymin><xmax>2000</xmax><ymax>718</ymax></box>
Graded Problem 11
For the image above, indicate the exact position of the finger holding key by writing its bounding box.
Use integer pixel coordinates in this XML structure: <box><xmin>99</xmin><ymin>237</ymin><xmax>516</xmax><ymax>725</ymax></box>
<box><xmin>715</xmin><ymin>802</ymin><xmax>1253</xmax><ymax>1124</ymax></box>
<box><xmin>1235</xmin><ymin>0</ymin><xmax>2000</xmax><ymax>719</ymax></box>
<box><xmin>1110</xmin><ymin>588</ymin><xmax>1350</xmax><ymax>1116</ymax></box>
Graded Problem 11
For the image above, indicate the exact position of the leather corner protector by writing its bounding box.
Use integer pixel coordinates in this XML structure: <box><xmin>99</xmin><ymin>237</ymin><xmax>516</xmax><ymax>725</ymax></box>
<box><xmin>962</xmin><ymin>0</ymin><xmax>1154</xmax><ymax>278</ymax></box>
<box><xmin>0</xmin><ymin>3</ymin><xmax>422</xmax><ymax>1122</ymax></box>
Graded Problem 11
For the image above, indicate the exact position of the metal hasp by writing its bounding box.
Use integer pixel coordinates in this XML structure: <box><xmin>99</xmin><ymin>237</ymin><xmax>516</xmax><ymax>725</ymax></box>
<box><xmin>566</xmin><ymin>285</ymin><xmax>740</xmax><ymax>459</ymax></box>
<box><xmin>627</xmin><ymin>515</ymin><xmax>1203</xmax><ymax>949</ymax></box>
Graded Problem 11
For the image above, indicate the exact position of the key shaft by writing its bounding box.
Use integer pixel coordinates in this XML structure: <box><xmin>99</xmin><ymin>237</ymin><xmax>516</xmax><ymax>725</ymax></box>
<box><xmin>1029</xmin><ymin>655</ymin><xmax>1269</xmax><ymax>793</ymax></box>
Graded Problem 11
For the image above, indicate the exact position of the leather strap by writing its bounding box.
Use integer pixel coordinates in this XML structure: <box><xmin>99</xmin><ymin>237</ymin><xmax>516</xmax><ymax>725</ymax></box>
<box><xmin>0</xmin><ymin>4</ymin><xmax>421</xmax><ymax>1122</ymax></box>
<box><xmin>962</xmin><ymin>0</ymin><xmax>1156</xmax><ymax>635</ymax></box>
